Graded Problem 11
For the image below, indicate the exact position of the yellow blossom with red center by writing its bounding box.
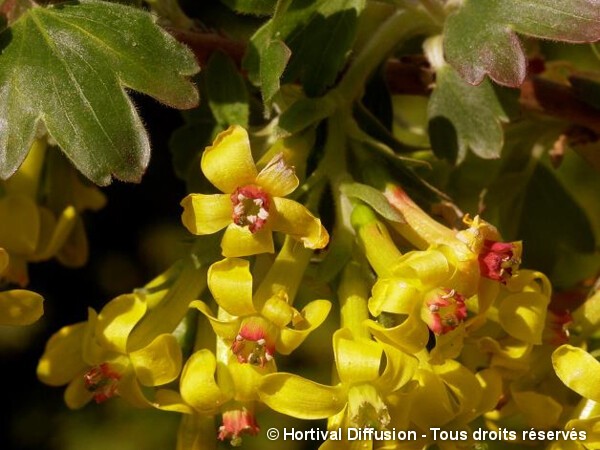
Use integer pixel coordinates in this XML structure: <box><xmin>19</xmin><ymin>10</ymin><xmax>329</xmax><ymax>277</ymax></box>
<box><xmin>258</xmin><ymin>328</ymin><xmax>418</xmax><ymax>445</ymax></box>
<box><xmin>37</xmin><ymin>293</ymin><xmax>183</xmax><ymax>408</ymax></box>
<box><xmin>180</xmin><ymin>126</ymin><xmax>328</xmax><ymax>257</ymax></box>
<box><xmin>191</xmin><ymin>257</ymin><xmax>331</xmax><ymax>365</ymax></box>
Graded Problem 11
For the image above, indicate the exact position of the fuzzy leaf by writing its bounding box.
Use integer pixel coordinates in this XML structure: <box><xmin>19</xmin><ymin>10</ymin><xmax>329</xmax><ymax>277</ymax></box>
<box><xmin>0</xmin><ymin>0</ymin><xmax>199</xmax><ymax>185</ymax></box>
<box><xmin>428</xmin><ymin>65</ymin><xmax>511</xmax><ymax>162</ymax></box>
<box><xmin>444</xmin><ymin>0</ymin><xmax>600</xmax><ymax>87</ymax></box>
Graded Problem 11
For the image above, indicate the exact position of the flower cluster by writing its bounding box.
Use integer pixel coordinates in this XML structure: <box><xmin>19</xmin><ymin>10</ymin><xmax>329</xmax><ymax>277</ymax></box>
<box><xmin>34</xmin><ymin>125</ymin><xmax>599</xmax><ymax>450</ymax></box>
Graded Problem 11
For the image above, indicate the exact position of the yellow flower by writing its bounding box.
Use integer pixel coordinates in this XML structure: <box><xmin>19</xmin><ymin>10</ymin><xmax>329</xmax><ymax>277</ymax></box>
<box><xmin>258</xmin><ymin>328</ymin><xmax>417</xmax><ymax>445</ymax></box>
<box><xmin>192</xmin><ymin>257</ymin><xmax>331</xmax><ymax>365</ymax></box>
<box><xmin>180</xmin><ymin>126</ymin><xmax>328</xmax><ymax>257</ymax></box>
<box><xmin>552</xmin><ymin>345</ymin><xmax>600</xmax><ymax>449</ymax></box>
<box><xmin>0</xmin><ymin>248</ymin><xmax>44</xmax><ymax>326</ymax></box>
<box><xmin>37</xmin><ymin>293</ymin><xmax>182</xmax><ymax>409</ymax></box>
<box><xmin>0</xmin><ymin>140</ymin><xmax>106</xmax><ymax>284</ymax></box>
<box><xmin>154</xmin><ymin>349</ymin><xmax>266</xmax><ymax>447</ymax></box>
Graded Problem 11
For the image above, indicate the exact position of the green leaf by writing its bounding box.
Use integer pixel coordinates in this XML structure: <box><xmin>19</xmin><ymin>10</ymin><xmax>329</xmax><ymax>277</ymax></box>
<box><xmin>278</xmin><ymin>96</ymin><xmax>337</xmax><ymax>134</ymax></box>
<box><xmin>483</xmin><ymin>125</ymin><xmax>596</xmax><ymax>278</ymax></box>
<box><xmin>340</xmin><ymin>182</ymin><xmax>404</xmax><ymax>223</ymax></box>
<box><xmin>281</xmin><ymin>0</ymin><xmax>365</xmax><ymax>97</ymax></box>
<box><xmin>518</xmin><ymin>164</ymin><xmax>595</xmax><ymax>269</ymax></box>
<box><xmin>260</xmin><ymin>39</ymin><xmax>291</xmax><ymax>108</ymax></box>
<box><xmin>427</xmin><ymin>65</ymin><xmax>512</xmax><ymax>162</ymax></box>
<box><xmin>444</xmin><ymin>0</ymin><xmax>600</xmax><ymax>87</ymax></box>
<box><xmin>0</xmin><ymin>0</ymin><xmax>199</xmax><ymax>185</ymax></box>
<box><xmin>205</xmin><ymin>51</ymin><xmax>249</xmax><ymax>127</ymax></box>
<box><xmin>245</xmin><ymin>0</ymin><xmax>365</xmax><ymax>101</ymax></box>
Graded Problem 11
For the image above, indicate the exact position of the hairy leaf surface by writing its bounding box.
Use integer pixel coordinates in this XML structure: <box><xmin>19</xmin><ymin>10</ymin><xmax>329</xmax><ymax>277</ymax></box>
<box><xmin>444</xmin><ymin>0</ymin><xmax>600</xmax><ymax>87</ymax></box>
<box><xmin>0</xmin><ymin>0</ymin><xmax>199</xmax><ymax>185</ymax></box>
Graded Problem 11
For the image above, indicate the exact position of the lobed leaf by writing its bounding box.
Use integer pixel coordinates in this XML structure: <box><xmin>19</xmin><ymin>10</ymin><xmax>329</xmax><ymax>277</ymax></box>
<box><xmin>427</xmin><ymin>65</ymin><xmax>511</xmax><ymax>162</ymax></box>
<box><xmin>444</xmin><ymin>0</ymin><xmax>600</xmax><ymax>87</ymax></box>
<box><xmin>0</xmin><ymin>0</ymin><xmax>199</xmax><ymax>185</ymax></box>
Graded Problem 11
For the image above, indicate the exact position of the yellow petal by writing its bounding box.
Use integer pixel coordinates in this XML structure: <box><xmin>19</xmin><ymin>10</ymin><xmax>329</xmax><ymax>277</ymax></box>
<box><xmin>366</xmin><ymin>313</ymin><xmax>429</xmax><ymax>355</ymax></box>
<box><xmin>180</xmin><ymin>194</ymin><xmax>232</xmax><ymax>235</ymax></box>
<box><xmin>392</xmin><ymin>248</ymin><xmax>451</xmax><ymax>286</ymax></box>
<box><xmin>180</xmin><ymin>350</ymin><xmax>228</xmax><ymax>414</ymax></box>
<box><xmin>129</xmin><ymin>333</ymin><xmax>183</xmax><ymax>386</ymax></box>
<box><xmin>153</xmin><ymin>389</ymin><xmax>194</xmax><ymax>414</ymax></box>
<box><xmin>270</xmin><ymin>197</ymin><xmax>329</xmax><ymax>249</ymax></box>
<box><xmin>553</xmin><ymin>345</ymin><xmax>600</xmax><ymax>403</ymax></box>
<box><xmin>369</xmin><ymin>278</ymin><xmax>420</xmax><ymax>316</ymax></box>
<box><xmin>64</xmin><ymin>371</ymin><xmax>94</xmax><ymax>409</ymax></box>
<box><xmin>375</xmin><ymin>342</ymin><xmax>418</xmax><ymax>393</ymax></box>
<box><xmin>0</xmin><ymin>289</ymin><xmax>44</xmax><ymax>326</ymax></box>
<box><xmin>433</xmin><ymin>360</ymin><xmax>481</xmax><ymax>419</ymax></box>
<box><xmin>565</xmin><ymin>417</ymin><xmax>600</xmax><ymax>449</ymax></box>
<box><xmin>461</xmin><ymin>368</ymin><xmax>502</xmax><ymax>423</ymax></box>
<box><xmin>255</xmin><ymin>153</ymin><xmax>299</xmax><ymax>197</ymax></box>
<box><xmin>221</xmin><ymin>224</ymin><xmax>274</xmax><ymax>257</ymax></box>
<box><xmin>261</xmin><ymin>293</ymin><xmax>295</xmax><ymax>329</ymax></box>
<box><xmin>498</xmin><ymin>292</ymin><xmax>549</xmax><ymax>344</ymax></box>
<box><xmin>207</xmin><ymin>258</ymin><xmax>255</xmax><ymax>316</ymax></box>
<box><xmin>96</xmin><ymin>294</ymin><xmax>147</xmax><ymax>354</ymax></box>
<box><xmin>201</xmin><ymin>125</ymin><xmax>257</xmax><ymax>193</ymax></box>
<box><xmin>56</xmin><ymin>216</ymin><xmax>89</xmax><ymax>268</ymax></box>
<box><xmin>512</xmin><ymin>388</ymin><xmax>562</xmax><ymax>429</ymax></box>
<box><xmin>226</xmin><ymin>361</ymin><xmax>272</xmax><ymax>401</ymax></box>
<box><xmin>277</xmin><ymin>300</ymin><xmax>331</xmax><ymax>354</ymax></box>
<box><xmin>37</xmin><ymin>321</ymin><xmax>87</xmax><ymax>386</ymax></box>
<box><xmin>258</xmin><ymin>373</ymin><xmax>346</xmax><ymax>419</ymax></box>
<box><xmin>118</xmin><ymin>366</ymin><xmax>152</xmax><ymax>408</ymax></box>
<box><xmin>0</xmin><ymin>194</ymin><xmax>40</xmax><ymax>255</ymax></box>
<box><xmin>82</xmin><ymin>308</ymin><xmax>112</xmax><ymax>366</ymax></box>
<box><xmin>334</xmin><ymin>328</ymin><xmax>382</xmax><ymax>385</ymax></box>
<box><xmin>410</xmin><ymin>367</ymin><xmax>455</xmax><ymax>428</ymax></box>
<box><xmin>30</xmin><ymin>206</ymin><xmax>77</xmax><ymax>261</ymax></box>
<box><xmin>190</xmin><ymin>300</ymin><xmax>240</xmax><ymax>341</ymax></box>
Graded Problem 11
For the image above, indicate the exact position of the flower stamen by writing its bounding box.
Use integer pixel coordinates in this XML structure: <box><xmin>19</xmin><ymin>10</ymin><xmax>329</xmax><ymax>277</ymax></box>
<box><xmin>231</xmin><ymin>317</ymin><xmax>276</xmax><ymax>366</ymax></box>
<box><xmin>83</xmin><ymin>363</ymin><xmax>121</xmax><ymax>403</ymax></box>
<box><xmin>230</xmin><ymin>186</ymin><xmax>271</xmax><ymax>233</ymax></box>
<box><xmin>423</xmin><ymin>288</ymin><xmax>468</xmax><ymax>335</ymax></box>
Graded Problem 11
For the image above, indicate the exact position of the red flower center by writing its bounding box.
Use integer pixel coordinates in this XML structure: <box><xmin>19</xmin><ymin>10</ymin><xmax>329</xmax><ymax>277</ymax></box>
<box><xmin>231</xmin><ymin>186</ymin><xmax>271</xmax><ymax>233</ymax></box>
<box><xmin>231</xmin><ymin>317</ymin><xmax>276</xmax><ymax>366</ymax></box>
<box><xmin>478</xmin><ymin>240</ymin><xmax>521</xmax><ymax>284</ymax></box>
<box><xmin>424</xmin><ymin>288</ymin><xmax>468</xmax><ymax>335</ymax></box>
<box><xmin>83</xmin><ymin>363</ymin><xmax>121</xmax><ymax>403</ymax></box>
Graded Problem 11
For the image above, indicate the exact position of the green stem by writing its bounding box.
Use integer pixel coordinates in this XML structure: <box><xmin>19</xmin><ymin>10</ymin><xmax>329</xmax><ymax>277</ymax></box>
<box><xmin>335</xmin><ymin>9</ymin><xmax>435</xmax><ymax>102</ymax></box>
<box><xmin>314</xmin><ymin>113</ymin><xmax>356</xmax><ymax>282</ymax></box>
